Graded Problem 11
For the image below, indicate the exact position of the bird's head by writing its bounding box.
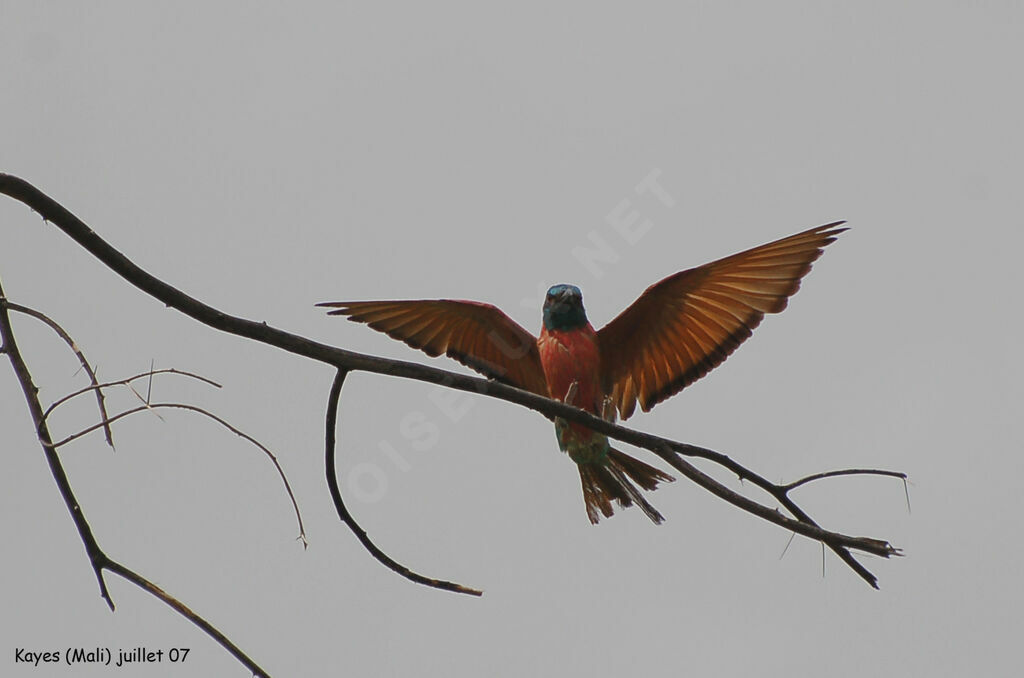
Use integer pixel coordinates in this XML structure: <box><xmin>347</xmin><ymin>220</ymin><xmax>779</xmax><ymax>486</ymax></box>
<box><xmin>543</xmin><ymin>284</ymin><xmax>588</xmax><ymax>331</ymax></box>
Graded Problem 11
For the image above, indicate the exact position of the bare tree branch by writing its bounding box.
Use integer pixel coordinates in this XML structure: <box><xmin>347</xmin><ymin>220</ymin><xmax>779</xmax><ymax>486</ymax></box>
<box><xmin>783</xmin><ymin>468</ymin><xmax>908</xmax><ymax>492</ymax></box>
<box><xmin>6</xmin><ymin>301</ymin><xmax>114</xmax><ymax>448</ymax></box>
<box><xmin>46</xmin><ymin>400</ymin><xmax>307</xmax><ymax>548</ymax></box>
<box><xmin>0</xmin><ymin>172</ymin><xmax>903</xmax><ymax>592</ymax></box>
<box><xmin>102</xmin><ymin>560</ymin><xmax>270</xmax><ymax>678</ymax></box>
<box><xmin>0</xmin><ymin>279</ymin><xmax>272</xmax><ymax>677</ymax></box>
<box><xmin>324</xmin><ymin>369</ymin><xmax>482</xmax><ymax>595</ymax></box>
<box><xmin>44</xmin><ymin>367</ymin><xmax>222</xmax><ymax>420</ymax></box>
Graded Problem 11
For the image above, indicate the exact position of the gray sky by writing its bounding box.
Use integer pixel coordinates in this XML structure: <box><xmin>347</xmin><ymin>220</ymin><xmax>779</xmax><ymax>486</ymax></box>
<box><xmin>2</xmin><ymin>3</ymin><xmax>1021</xmax><ymax>676</ymax></box>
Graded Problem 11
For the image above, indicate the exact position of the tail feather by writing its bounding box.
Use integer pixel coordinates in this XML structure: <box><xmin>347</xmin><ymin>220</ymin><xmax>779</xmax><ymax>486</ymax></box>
<box><xmin>608</xmin><ymin>448</ymin><xmax>675</xmax><ymax>491</ymax></box>
<box><xmin>578</xmin><ymin>448</ymin><xmax>675</xmax><ymax>525</ymax></box>
<box><xmin>606</xmin><ymin>465</ymin><xmax>665</xmax><ymax>524</ymax></box>
<box><xmin>579</xmin><ymin>465</ymin><xmax>617</xmax><ymax>524</ymax></box>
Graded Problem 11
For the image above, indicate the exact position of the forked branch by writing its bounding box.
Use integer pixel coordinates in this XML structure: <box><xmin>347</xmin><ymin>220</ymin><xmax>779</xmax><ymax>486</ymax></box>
<box><xmin>0</xmin><ymin>281</ymin><xmax>272</xmax><ymax>678</ymax></box>
<box><xmin>6</xmin><ymin>302</ymin><xmax>114</xmax><ymax>448</ymax></box>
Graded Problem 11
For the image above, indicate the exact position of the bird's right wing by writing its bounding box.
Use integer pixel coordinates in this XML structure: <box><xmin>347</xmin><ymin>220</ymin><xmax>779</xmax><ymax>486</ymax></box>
<box><xmin>598</xmin><ymin>222</ymin><xmax>846</xmax><ymax>419</ymax></box>
<box><xmin>318</xmin><ymin>299</ymin><xmax>549</xmax><ymax>396</ymax></box>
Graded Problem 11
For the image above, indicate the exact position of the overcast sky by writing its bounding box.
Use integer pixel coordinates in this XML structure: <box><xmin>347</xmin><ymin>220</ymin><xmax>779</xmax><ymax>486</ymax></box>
<box><xmin>2</xmin><ymin>3</ymin><xmax>1022</xmax><ymax>676</ymax></box>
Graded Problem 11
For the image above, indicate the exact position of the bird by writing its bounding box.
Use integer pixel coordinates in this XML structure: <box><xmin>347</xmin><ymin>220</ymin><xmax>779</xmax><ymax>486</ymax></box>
<box><xmin>318</xmin><ymin>222</ymin><xmax>846</xmax><ymax>525</ymax></box>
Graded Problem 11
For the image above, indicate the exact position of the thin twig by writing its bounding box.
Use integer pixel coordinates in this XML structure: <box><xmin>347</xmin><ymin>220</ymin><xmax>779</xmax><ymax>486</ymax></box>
<box><xmin>0</xmin><ymin>279</ymin><xmax>271</xmax><ymax>677</ymax></box>
<box><xmin>47</xmin><ymin>401</ymin><xmax>307</xmax><ymax>548</ymax></box>
<box><xmin>783</xmin><ymin>468</ymin><xmax>908</xmax><ymax>492</ymax></box>
<box><xmin>324</xmin><ymin>369</ymin><xmax>482</xmax><ymax>595</ymax></box>
<box><xmin>6</xmin><ymin>301</ymin><xmax>114</xmax><ymax>449</ymax></box>
<box><xmin>127</xmin><ymin>381</ymin><xmax>165</xmax><ymax>420</ymax></box>
<box><xmin>44</xmin><ymin>367</ymin><xmax>222</xmax><ymax>420</ymax></box>
<box><xmin>779</xmin><ymin>532</ymin><xmax>797</xmax><ymax>560</ymax></box>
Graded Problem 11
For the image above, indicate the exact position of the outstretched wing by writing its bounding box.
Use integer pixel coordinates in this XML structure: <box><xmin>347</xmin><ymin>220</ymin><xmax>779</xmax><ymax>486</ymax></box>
<box><xmin>598</xmin><ymin>222</ymin><xmax>847</xmax><ymax>419</ymax></box>
<box><xmin>318</xmin><ymin>299</ymin><xmax>549</xmax><ymax>396</ymax></box>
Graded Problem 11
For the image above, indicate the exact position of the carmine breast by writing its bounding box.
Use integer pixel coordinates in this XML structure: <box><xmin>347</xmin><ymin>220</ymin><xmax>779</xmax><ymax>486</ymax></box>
<box><xmin>537</xmin><ymin>324</ymin><xmax>603</xmax><ymax>415</ymax></box>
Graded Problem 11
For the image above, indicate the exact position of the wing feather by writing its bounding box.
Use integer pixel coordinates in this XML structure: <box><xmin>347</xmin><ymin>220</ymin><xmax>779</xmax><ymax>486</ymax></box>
<box><xmin>318</xmin><ymin>299</ymin><xmax>548</xmax><ymax>396</ymax></box>
<box><xmin>599</xmin><ymin>222</ymin><xmax>846</xmax><ymax>419</ymax></box>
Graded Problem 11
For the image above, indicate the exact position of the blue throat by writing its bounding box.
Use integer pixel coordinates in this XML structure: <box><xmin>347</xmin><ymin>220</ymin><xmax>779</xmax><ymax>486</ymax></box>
<box><xmin>543</xmin><ymin>284</ymin><xmax>588</xmax><ymax>331</ymax></box>
<box><xmin>543</xmin><ymin>304</ymin><xmax>588</xmax><ymax>331</ymax></box>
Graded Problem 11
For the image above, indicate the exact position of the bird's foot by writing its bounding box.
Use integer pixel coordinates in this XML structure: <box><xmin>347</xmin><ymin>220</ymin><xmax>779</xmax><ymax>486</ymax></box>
<box><xmin>601</xmin><ymin>396</ymin><xmax>617</xmax><ymax>422</ymax></box>
<box><xmin>564</xmin><ymin>380</ymin><xmax>579</xmax><ymax>406</ymax></box>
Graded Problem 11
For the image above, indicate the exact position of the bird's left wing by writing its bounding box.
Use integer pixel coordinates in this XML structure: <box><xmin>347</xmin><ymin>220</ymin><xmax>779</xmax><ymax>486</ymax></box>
<box><xmin>598</xmin><ymin>222</ymin><xmax>846</xmax><ymax>419</ymax></box>
<box><xmin>318</xmin><ymin>299</ymin><xmax>549</xmax><ymax>396</ymax></box>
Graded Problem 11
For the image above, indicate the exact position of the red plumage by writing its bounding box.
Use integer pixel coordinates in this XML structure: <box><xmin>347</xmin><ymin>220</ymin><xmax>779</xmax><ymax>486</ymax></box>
<box><xmin>537</xmin><ymin>323</ymin><xmax>603</xmax><ymax>436</ymax></box>
<box><xmin>538</xmin><ymin>320</ymin><xmax>672</xmax><ymax>523</ymax></box>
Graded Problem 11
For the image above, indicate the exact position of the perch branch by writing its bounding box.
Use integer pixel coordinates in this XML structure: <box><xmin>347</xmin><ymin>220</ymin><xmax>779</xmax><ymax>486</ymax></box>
<box><xmin>0</xmin><ymin>173</ymin><xmax>902</xmax><ymax>590</ymax></box>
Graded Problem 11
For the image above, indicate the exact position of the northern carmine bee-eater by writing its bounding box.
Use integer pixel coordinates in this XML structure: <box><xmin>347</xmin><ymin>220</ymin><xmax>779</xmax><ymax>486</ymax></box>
<box><xmin>319</xmin><ymin>222</ymin><xmax>845</xmax><ymax>524</ymax></box>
